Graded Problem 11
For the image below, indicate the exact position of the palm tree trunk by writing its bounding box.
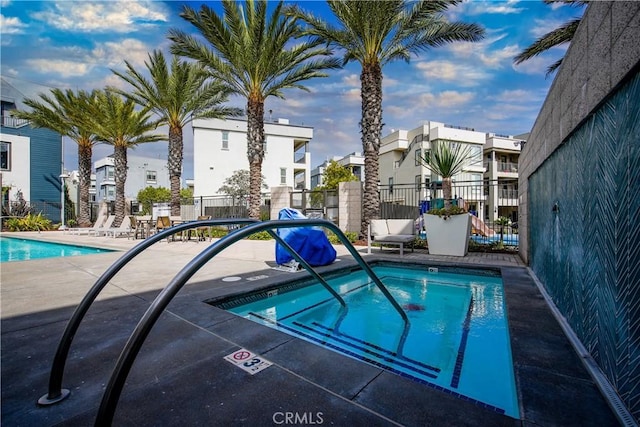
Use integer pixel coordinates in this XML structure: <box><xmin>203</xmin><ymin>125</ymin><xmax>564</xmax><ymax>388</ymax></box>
<box><xmin>246</xmin><ymin>97</ymin><xmax>265</xmax><ymax>219</ymax></box>
<box><xmin>168</xmin><ymin>125</ymin><xmax>183</xmax><ymax>217</ymax></box>
<box><xmin>443</xmin><ymin>177</ymin><xmax>452</xmax><ymax>209</ymax></box>
<box><xmin>113</xmin><ymin>145</ymin><xmax>127</xmax><ymax>227</ymax></box>
<box><xmin>360</xmin><ymin>61</ymin><xmax>383</xmax><ymax>237</ymax></box>
<box><xmin>77</xmin><ymin>143</ymin><xmax>92</xmax><ymax>227</ymax></box>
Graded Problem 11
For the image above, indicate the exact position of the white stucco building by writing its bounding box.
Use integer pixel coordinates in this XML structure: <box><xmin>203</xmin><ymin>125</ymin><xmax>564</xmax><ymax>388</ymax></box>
<box><xmin>379</xmin><ymin>121</ymin><xmax>486</xmax><ymax>214</ymax></box>
<box><xmin>483</xmin><ymin>133</ymin><xmax>524</xmax><ymax>222</ymax></box>
<box><xmin>192</xmin><ymin>118</ymin><xmax>312</xmax><ymax>196</ymax></box>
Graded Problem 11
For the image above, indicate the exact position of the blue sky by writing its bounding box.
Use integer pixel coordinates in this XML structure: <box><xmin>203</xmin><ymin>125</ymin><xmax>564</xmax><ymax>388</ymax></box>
<box><xmin>1</xmin><ymin>0</ymin><xmax>585</xmax><ymax>180</ymax></box>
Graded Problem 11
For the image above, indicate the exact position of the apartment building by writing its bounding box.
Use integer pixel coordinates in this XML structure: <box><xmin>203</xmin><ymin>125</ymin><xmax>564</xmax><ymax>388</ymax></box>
<box><xmin>310</xmin><ymin>151</ymin><xmax>365</xmax><ymax>189</ymax></box>
<box><xmin>192</xmin><ymin>117</ymin><xmax>312</xmax><ymax>196</ymax></box>
<box><xmin>94</xmin><ymin>154</ymin><xmax>170</xmax><ymax>202</ymax></box>
<box><xmin>379</xmin><ymin>121</ymin><xmax>486</xmax><ymax>215</ymax></box>
<box><xmin>1</xmin><ymin>76</ymin><xmax>63</xmax><ymax>221</ymax></box>
<box><xmin>483</xmin><ymin>133</ymin><xmax>524</xmax><ymax>222</ymax></box>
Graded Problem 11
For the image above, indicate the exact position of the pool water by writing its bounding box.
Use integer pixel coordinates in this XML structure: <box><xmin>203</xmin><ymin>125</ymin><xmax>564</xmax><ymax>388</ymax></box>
<box><xmin>219</xmin><ymin>265</ymin><xmax>519</xmax><ymax>418</ymax></box>
<box><xmin>0</xmin><ymin>236</ymin><xmax>114</xmax><ymax>262</ymax></box>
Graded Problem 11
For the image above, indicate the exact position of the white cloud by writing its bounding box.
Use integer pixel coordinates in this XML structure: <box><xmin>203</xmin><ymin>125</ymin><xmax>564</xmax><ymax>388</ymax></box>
<box><xmin>25</xmin><ymin>59</ymin><xmax>91</xmax><ymax>77</ymax></box>
<box><xmin>31</xmin><ymin>1</ymin><xmax>168</xmax><ymax>33</ymax></box>
<box><xmin>415</xmin><ymin>61</ymin><xmax>488</xmax><ymax>86</ymax></box>
<box><xmin>92</xmin><ymin>38</ymin><xmax>151</xmax><ymax>68</ymax></box>
<box><xmin>0</xmin><ymin>14</ymin><xmax>27</xmax><ymax>34</ymax></box>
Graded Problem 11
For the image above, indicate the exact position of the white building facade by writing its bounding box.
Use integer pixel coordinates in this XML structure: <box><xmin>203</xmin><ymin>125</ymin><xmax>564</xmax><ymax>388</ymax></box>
<box><xmin>192</xmin><ymin>118</ymin><xmax>312</xmax><ymax>196</ymax></box>
<box><xmin>483</xmin><ymin>133</ymin><xmax>523</xmax><ymax>222</ymax></box>
<box><xmin>379</xmin><ymin>121</ymin><xmax>486</xmax><ymax>214</ymax></box>
<box><xmin>94</xmin><ymin>154</ymin><xmax>170</xmax><ymax>202</ymax></box>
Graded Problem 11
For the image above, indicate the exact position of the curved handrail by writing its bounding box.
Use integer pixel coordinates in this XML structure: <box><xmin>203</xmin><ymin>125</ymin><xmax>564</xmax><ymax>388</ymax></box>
<box><xmin>37</xmin><ymin>218</ymin><xmax>259</xmax><ymax>406</ymax></box>
<box><xmin>95</xmin><ymin>219</ymin><xmax>409</xmax><ymax>426</ymax></box>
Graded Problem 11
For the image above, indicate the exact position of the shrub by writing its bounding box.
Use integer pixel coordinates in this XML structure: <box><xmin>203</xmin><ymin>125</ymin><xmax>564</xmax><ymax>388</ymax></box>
<box><xmin>4</xmin><ymin>213</ymin><xmax>53</xmax><ymax>231</ymax></box>
<box><xmin>247</xmin><ymin>230</ymin><xmax>273</xmax><ymax>240</ymax></box>
<box><xmin>326</xmin><ymin>230</ymin><xmax>357</xmax><ymax>245</ymax></box>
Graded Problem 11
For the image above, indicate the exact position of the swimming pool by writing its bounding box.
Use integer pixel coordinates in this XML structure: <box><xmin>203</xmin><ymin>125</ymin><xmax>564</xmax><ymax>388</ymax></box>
<box><xmin>0</xmin><ymin>236</ymin><xmax>114</xmax><ymax>262</ymax></box>
<box><xmin>216</xmin><ymin>264</ymin><xmax>519</xmax><ymax>418</ymax></box>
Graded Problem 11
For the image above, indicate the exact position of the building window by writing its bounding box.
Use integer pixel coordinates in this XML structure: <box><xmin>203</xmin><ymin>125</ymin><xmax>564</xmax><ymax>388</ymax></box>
<box><xmin>415</xmin><ymin>149</ymin><xmax>421</xmax><ymax>166</ymax></box>
<box><xmin>106</xmin><ymin>166</ymin><xmax>115</xmax><ymax>180</ymax></box>
<box><xmin>0</xmin><ymin>141</ymin><xmax>10</xmax><ymax>170</ymax></box>
<box><xmin>146</xmin><ymin>170</ymin><xmax>157</xmax><ymax>183</ymax></box>
<box><xmin>222</xmin><ymin>131</ymin><xmax>229</xmax><ymax>150</ymax></box>
<box><xmin>280</xmin><ymin>168</ymin><xmax>287</xmax><ymax>184</ymax></box>
<box><xmin>389</xmin><ymin>177</ymin><xmax>393</xmax><ymax>194</ymax></box>
<box><xmin>415</xmin><ymin>175</ymin><xmax>421</xmax><ymax>192</ymax></box>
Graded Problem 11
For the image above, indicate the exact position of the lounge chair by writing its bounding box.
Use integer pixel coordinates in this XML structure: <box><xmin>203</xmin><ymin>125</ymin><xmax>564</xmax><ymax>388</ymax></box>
<box><xmin>90</xmin><ymin>215</ymin><xmax>116</xmax><ymax>236</ymax></box>
<box><xmin>69</xmin><ymin>214</ymin><xmax>108</xmax><ymax>236</ymax></box>
<box><xmin>155</xmin><ymin>216</ymin><xmax>172</xmax><ymax>242</ymax></box>
<box><xmin>104</xmin><ymin>217</ymin><xmax>132</xmax><ymax>238</ymax></box>
<box><xmin>195</xmin><ymin>215</ymin><xmax>212</xmax><ymax>242</ymax></box>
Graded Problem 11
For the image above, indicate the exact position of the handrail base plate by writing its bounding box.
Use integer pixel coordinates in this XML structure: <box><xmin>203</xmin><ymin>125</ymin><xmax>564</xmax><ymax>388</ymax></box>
<box><xmin>38</xmin><ymin>389</ymin><xmax>70</xmax><ymax>406</ymax></box>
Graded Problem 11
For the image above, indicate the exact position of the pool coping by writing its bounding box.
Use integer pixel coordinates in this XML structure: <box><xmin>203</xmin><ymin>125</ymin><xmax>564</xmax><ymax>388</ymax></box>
<box><xmin>0</xmin><ymin>253</ymin><xmax>619</xmax><ymax>426</ymax></box>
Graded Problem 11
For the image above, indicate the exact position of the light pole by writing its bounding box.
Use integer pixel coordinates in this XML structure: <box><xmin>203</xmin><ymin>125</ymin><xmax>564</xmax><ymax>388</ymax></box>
<box><xmin>59</xmin><ymin>173</ymin><xmax>70</xmax><ymax>230</ymax></box>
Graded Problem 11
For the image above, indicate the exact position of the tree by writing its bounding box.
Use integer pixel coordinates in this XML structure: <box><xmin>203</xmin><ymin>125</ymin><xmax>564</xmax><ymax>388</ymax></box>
<box><xmin>136</xmin><ymin>186</ymin><xmax>171</xmax><ymax>215</ymax></box>
<box><xmin>217</xmin><ymin>169</ymin><xmax>267</xmax><ymax>204</ymax></box>
<box><xmin>513</xmin><ymin>0</ymin><xmax>587</xmax><ymax>76</ymax></box>
<box><xmin>319</xmin><ymin>160</ymin><xmax>358</xmax><ymax>190</ymax></box>
<box><xmin>110</xmin><ymin>50</ymin><xmax>241</xmax><ymax>217</ymax></box>
<box><xmin>168</xmin><ymin>0</ymin><xmax>340</xmax><ymax>219</ymax></box>
<box><xmin>14</xmin><ymin>89</ymin><xmax>100</xmax><ymax>227</ymax></box>
<box><xmin>80</xmin><ymin>91</ymin><xmax>164</xmax><ymax>226</ymax></box>
<box><xmin>419</xmin><ymin>140</ymin><xmax>473</xmax><ymax>209</ymax></box>
<box><xmin>292</xmin><ymin>0</ymin><xmax>484</xmax><ymax>237</ymax></box>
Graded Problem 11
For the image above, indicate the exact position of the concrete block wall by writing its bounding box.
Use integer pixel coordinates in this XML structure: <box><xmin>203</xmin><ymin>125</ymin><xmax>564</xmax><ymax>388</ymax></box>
<box><xmin>519</xmin><ymin>1</ymin><xmax>640</xmax><ymax>263</ymax></box>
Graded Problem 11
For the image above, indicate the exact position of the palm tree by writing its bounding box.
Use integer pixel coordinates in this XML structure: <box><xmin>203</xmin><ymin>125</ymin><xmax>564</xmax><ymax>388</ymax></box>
<box><xmin>110</xmin><ymin>50</ymin><xmax>242</xmax><ymax>217</ymax></box>
<box><xmin>513</xmin><ymin>0</ymin><xmax>587</xmax><ymax>76</ymax></box>
<box><xmin>291</xmin><ymin>0</ymin><xmax>484</xmax><ymax>237</ymax></box>
<box><xmin>14</xmin><ymin>89</ymin><xmax>100</xmax><ymax>227</ymax></box>
<box><xmin>168</xmin><ymin>0</ymin><xmax>340</xmax><ymax>219</ymax></box>
<box><xmin>419</xmin><ymin>140</ymin><xmax>473</xmax><ymax>210</ymax></box>
<box><xmin>81</xmin><ymin>90</ymin><xmax>164</xmax><ymax>227</ymax></box>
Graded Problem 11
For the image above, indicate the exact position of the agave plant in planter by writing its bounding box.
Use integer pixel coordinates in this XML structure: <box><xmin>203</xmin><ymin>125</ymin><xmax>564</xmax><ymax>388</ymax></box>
<box><xmin>420</xmin><ymin>140</ymin><xmax>474</xmax><ymax>256</ymax></box>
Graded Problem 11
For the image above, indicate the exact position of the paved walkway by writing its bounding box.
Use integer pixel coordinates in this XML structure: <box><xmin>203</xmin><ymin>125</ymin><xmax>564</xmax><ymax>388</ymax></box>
<box><xmin>1</xmin><ymin>231</ymin><xmax>618</xmax><ymax>426</ymax></box>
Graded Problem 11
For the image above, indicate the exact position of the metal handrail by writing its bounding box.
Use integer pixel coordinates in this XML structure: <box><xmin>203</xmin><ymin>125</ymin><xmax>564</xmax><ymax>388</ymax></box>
<box><xmin>95</xmin><ymin>219</ymin><xmax>409</xmax><ymax>426</ymax></box>
<box><xmin>37</xmin><ymin>219</ymin><xmax>259</xmax><ymax>406</ymax></box>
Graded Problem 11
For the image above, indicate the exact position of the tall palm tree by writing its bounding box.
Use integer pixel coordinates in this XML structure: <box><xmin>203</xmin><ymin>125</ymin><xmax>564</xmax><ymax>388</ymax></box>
<box><xmin>110</xmin><ymin>50</ymin><xmax>242</xmax><ymax>217</ymax></box>
<box><xmin>14</xmin><ymin>89</ymin><xmax>100</xmax><ymax>227</ymax></box>
<box><xmin>81</xmin><ymin>90</ymin><xmax>164</xmax><ymax>227</ymax></box>
<box><xmin>291</xmin><ymin>0</ymin><xmax>485</xmax><ymax>237</ymax></box>
<box><xmin>513</xmin><ymin>0</ymin><xmax>587</xmax><ymax>76</ymax></box>
<box><xmin>168</xmin><ymin>0</ymin><xmax>340</xmax><ymax>219</ymax></box>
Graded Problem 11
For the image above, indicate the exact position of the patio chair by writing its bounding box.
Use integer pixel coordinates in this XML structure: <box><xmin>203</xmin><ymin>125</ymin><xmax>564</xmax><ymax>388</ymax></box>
<box><xmin>105</xmin><ymin>217</ymin><xmax>132</xmax><ymax>238</ymax></box>
<box><xmin>91</xmin><ymin>215</ymin><xmax>116</xmax><ymax>236</ymax></box>
<box><xmin>68</xmin><ymin>213</ymin><xmax>107</xmax><ymax>236</ymax></box>
<box><xmin>195</xmin><ymin>215</ymin><xmax>212</xmax><ymax>242</ymax></box>
<box><xmin>155</xmin><ymin>216</ymin><xmax>173</xmax><ymax>242</ymax></box>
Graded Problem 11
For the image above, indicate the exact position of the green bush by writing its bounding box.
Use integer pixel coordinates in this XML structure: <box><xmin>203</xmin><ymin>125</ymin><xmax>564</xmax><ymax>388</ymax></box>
<box><xmin>326</xmin><ymin>230</ymin><xmax>357</xmax><ymax>245</ymax></box>
<box><xmin>247</xmin><ymin>230</ymin><xmax>273</xmax><ymax>240</ymax></box>
<box><xmin>4</xmin><ymin>213</ymin><xmax>53</xmax><ymax>231</ymax></box>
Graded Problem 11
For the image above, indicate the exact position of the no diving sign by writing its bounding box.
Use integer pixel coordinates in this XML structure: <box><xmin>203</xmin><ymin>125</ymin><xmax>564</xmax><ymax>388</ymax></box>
<box><xmin>224</xmin><ymin>348</ymin><xmax>272</xmax><ymax>375</ymax></box>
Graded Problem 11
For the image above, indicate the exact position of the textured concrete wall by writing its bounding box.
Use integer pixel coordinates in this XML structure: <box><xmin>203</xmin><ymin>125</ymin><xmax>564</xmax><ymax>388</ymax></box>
<box><xmin>338</xmin><ymin>181</ymin><xmax>363</xmax><ymax>234</ymax></box>
<box><xmin>519</xmin><ymin>1</ymin><xmax>640</xmax><ymax>263</ymax></box>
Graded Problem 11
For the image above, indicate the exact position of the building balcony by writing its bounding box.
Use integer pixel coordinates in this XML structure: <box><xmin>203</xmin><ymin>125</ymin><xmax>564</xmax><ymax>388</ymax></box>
<box><xmin>1</xmin><ymin>116</ymin><xmax>29</xmax><ymax>129</ymax></box>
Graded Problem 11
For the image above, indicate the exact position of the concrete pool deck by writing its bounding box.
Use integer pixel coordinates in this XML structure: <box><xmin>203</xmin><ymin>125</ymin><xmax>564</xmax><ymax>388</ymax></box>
<box><xmin>1</xmin><ymin>231</ymin><xmax>620</xmax><ymax>426</ymax></box>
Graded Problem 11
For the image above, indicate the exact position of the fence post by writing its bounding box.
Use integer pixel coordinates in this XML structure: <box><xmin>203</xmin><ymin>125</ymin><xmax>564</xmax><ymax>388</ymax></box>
<box><xmin>270</xmin><ymin>186</ymin><xmax>292</xmax><ymax>219</ymax></box>
<box><xmin>338</xmin><ymin>181</ymin><xmax>362</xmax><ymax>234</ymax></box>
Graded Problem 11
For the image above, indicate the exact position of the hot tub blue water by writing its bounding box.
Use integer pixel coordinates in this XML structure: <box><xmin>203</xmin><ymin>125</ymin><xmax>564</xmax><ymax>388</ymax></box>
<box><xmin>0</xmin><ymin>236</ymin><xmax>114</xmax><ymax>262</ymax></box>
<box><xmin>218</xmin><ymin>265</ymin><xmax>519</xmax><ymax>418</ymax></box>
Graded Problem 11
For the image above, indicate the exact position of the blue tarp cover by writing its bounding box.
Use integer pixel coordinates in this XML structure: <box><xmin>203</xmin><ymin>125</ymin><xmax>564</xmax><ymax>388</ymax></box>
<box><xmin>275</xmin><ymin>208</ymin><xmax>337</xmax><ymax>266</ymax></box>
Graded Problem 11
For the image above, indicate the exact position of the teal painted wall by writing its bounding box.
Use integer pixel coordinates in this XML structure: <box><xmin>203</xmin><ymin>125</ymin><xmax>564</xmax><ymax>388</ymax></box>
<box><xmin>529</xmin><ymin>70</ymin><xmax>640</xmax><ymax>422</ymax></box>
<box><xmin>2</xmin><ymin>125</ymin><xmax>62</xmax><ymax>221</ymax></box>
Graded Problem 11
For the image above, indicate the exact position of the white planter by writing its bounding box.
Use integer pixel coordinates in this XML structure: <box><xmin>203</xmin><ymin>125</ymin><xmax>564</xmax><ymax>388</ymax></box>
<box><xmin>424</xmin><ymin>213</ymin><xmax>471</xmax><ymax>256</ymax></box>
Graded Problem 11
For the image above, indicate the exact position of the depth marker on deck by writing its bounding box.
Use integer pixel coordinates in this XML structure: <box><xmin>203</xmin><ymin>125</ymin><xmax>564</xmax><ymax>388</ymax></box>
<box><xmin>224</xmin><ymin>348</ymin><xmax>272</xmax><ymax>375</ymax></box>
